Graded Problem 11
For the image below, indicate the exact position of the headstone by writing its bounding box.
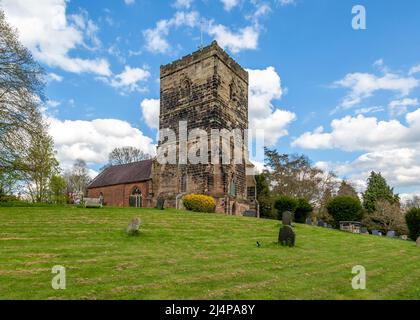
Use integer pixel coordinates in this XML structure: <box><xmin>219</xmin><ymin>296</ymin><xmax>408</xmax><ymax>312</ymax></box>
<box><xmin>372</xmin><ymin>230</ymin><xmax>382</xmax><ymax>236</ymax></box>
<box><xmin>305</xmin><ymin>218</ymin><xmax>312</xmax><ymax>225</ymax></box>
<box><xmin>400</xmin><ymin>235</ymin><xmax>408</xmax><ymax>241</ymax></box>
<box><xmin>360</xmin><ymin>227</ymin><xmax>369</xmax><ymax>234</ymax></box>
<box><xmin>282</xmin><ymin>211</ymin><xmax>293</xmax><ymax>226</ymax></box>
<box><xmin>278</xmin><ymin>225</ymin><xmax>295</xmax><ymax>247</ymax></box>
<box><xmin>156</xmin><ymin>197</ymin><xmax>165</xmax><ymax>210</ymax></box>
<box><xmin>317</xmin><ymin>220</ymin><xmax>325</xmax><ymax>227</ymax></box>
<box><xmin>416</xmin><ymin>237</ymin><xmax>420</xmax><ymax>247</ymax></box>
<box><xmin>386</xmin><ymin>231</ymin><xmax>396</xmax><ymax>238</ymax></box>
<box><xmin>126</xmin><ymin>217</ymin><xmax>141</xmax><ymax>235</ymax></box>
<box><xmin>243</xmin><ymin>210</ymin><xmax>257</xmax><ymax>217</ymax></box>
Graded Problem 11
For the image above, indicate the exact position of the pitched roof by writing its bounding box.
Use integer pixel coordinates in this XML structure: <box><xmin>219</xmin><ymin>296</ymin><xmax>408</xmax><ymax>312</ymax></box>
<box><xmin>88</xmin><ymin>159</ymin><xmax>153</xmax><ymax>189</ymax></box>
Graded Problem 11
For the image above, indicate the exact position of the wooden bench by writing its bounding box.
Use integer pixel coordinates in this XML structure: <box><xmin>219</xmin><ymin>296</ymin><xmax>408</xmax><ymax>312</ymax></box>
<box><xmin>83</xmin><ymin>198</ymin><xmax>102</xmax><ymax>208</ymax></box>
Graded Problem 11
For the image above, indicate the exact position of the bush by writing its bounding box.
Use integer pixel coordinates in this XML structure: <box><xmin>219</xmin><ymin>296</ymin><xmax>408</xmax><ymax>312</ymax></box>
<box><xmin>183</xmin><ymin>194</ymin><xmax>216</xmax><ymax>213</ymax></box>
<box><xmin>405</xmin><ymin>208</ymin><xmax>420</xmax><ymax>240</ymax></box>
<box><xmin>274</xmin><ymin>196</ymin><xmax>298</xmax><ymax>220</ymax></box>
<box><xmin>327</xmin><ymin>196</ymin><xmax>364</xmax><ymax>228</ymax></box>
<box><xmin>294</xmin><ymin>198</ymin><xmax>313</xmax><ymax>223</ymax></box>
<box><xmin>0</xmin><ymin>195</ymin><xmax>19</xmax><ymax>202</ymax></box>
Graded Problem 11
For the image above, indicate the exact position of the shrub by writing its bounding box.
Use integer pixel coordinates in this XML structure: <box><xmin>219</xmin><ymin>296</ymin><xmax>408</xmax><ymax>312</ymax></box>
<box><xmin>294</xmin><ymin>198</ymin><xmax>313</xmax><ymax>223</ymax></box>
<box><xmin>327</xmin><ymin>196</ymin><xmax>364</xmax><ymax>228</ymax></box>
<box><xmin>274</xmin><ymin>196</ymin><xmax>298</xmax><ymax>220</ymax></box>
<box><xmin>405</xmin><ymin>208</ymin><xmax>420</xmax><ymax>240</ymax></box>
<box><xmin>183</xmin><ymin>194</ymin><xmax>216</xmax><ymax>213</ymax></box>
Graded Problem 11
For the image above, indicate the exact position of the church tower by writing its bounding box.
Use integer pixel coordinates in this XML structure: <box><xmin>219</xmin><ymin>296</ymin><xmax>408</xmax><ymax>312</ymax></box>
<box><xmin>152</xmin><ymin>41</ymin><xmax>256</xmax><ymax>215</ymax></box>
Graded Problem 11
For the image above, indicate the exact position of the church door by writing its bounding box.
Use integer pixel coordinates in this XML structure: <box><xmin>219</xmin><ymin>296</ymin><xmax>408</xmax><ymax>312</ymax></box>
<box><xmin>129</xmin><ymin>187</ymin><xmax>142</xmax><ymax>208</ymax></box>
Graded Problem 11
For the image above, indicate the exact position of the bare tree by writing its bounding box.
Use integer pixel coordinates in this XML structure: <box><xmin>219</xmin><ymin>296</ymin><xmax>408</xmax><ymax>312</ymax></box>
<box><xmin>363</xmin><ymin>200</ymin><xmax>408</xmax><ymax>235</ymax></box>
<box><xmin>404</xmin><ymin>195</ymin><xmax>420</xmax><ymax>209</ymax></box>
<box><xmin>107</xmin><ymin>146</ymin><xmax>151</xmax><ymax>166</ymax></box>
<box><xmin>64</xmin><ymin>159</ymin><xmax>91</xmax><ymax>196</ymax></box>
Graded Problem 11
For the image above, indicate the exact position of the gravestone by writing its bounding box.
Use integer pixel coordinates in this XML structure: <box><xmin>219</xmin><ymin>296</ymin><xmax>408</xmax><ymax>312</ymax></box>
<box><xmin>417</xmin><ymin>237</ymin><xmax>420</xmax><ymax>247</ymax></box>
<box><xmin>317</xmin><ymin>220</ymin><xmax>325</xmax><ymax>227</ymax></box>
<box><xmin>126</xmin><ymin>217</ymin><xmax>141</xmax><ymax>235</ymax></box>
<box><xmin>372</xmin><ymin>230</ymin><xmax>382</xmax><ymax>236</ymax></box>
<box><xmin>386</xmin><ymin>231</ymin><xmax>396</xmax><ymax>238</ymax></box>
<box><xmin>156</xmin><ymin>198</ymin><xmax>165</xmax><ymax>210</ymax></box>
<box><xmin>278</xmin><ymin>225</ymin><xmax>295</xmax><ymax>247</ymax></box>
<box><xmin>282</xmin><ymin>211</ymin><xmax>293</xmax><ymax>226</ymax></box>
<box><xmin>305</xmin><ymin>218</ymin><xmax>312</xmax><ymax>225</ymax></box>
<box><xmin>360</xmin><ymin>227</ymin><xmax>369</xmax><ymax>234</ymax></box>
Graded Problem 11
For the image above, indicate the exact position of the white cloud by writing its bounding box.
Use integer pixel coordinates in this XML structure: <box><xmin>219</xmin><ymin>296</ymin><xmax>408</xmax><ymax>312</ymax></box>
<box><xmin>409</xmin><ymin>64</ymin><xmax>420</xmax><ymax>75</ymax></box>
<box><xmin>278</xmin><ymin>0</ymin><xmax>296</xmax><ymax>6</ymax></box>
<box><xmin>47</xmin><ymin>73</ymin><xmax>63</xmax><ymax>82</ymax></box>
<box><xmin>174</xmin><ymin>0</ymin><xmax>194</xmax><ymax>9</ymax></box>
<box><xmin>389</xmin><ymin>98</ymin><xmax>418</xmax><ymax>116</ymax></box>
<box><xmin>293</xmin><ymin>108</ymin><xmax>420</xmax><ymax>152</ymax></box>
<box><xmin>140</xmin><ymin>99</ymin><xmax>160</xmax><ymax>130</ymax></box>
<box><xmin>220</xmin><ymin>0</ymin><xmax>240</xmax><ymax>11</ymax></box>
<box><xmin>48</xmin><ymin>117</ymin><xmax>156</xmax><ymax>168</ymax></box>
<box><xmin>207</xmin><ymin>23</ymin><xmax>259</xmax><ymax>53</ymax></box>
<box><xmin>98</xmin><ymin>66</ymin><xmax>150</xmax><ymax>94</ymax></box>
<box><xmin>143</xmin><ymin>11</ymin><xmax>200</xmax><ymax>54</ymax></box>
<box><xmin>247</xmin><ymin>67</ymin><xmax>296</xmax><ymax>145</ymax></box>
<box><xmin>354</xmin><ymin>106</ymin><xmax>384</xmax><ymax>115</ymax></box>
<box><xmin>2</xmin><ymin>0</ymin><xmax>111</xmax><ymax>76</ymax></box>
<box><xmin>124</xmin><ymin>0</ymin><xmax>135</xmax><ymax>5</ymax></box>
<box><xmin>333</xmin><ymin>72</ymin><xmax>419</xmax><ymax>110</ymax></box>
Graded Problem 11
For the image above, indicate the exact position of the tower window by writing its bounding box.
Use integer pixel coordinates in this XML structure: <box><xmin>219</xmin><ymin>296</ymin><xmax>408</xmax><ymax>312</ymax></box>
<box><xmin>181</xmin><ymin>79</ymin><xmax>191</xmax><ymax>98</ymax></box>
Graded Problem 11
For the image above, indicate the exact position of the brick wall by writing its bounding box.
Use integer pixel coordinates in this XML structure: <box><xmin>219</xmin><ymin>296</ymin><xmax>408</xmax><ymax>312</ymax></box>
<box><xmin>88</xmin><ymin>181</ymin><xmax>150</xmax><ymax>207</ymax></box>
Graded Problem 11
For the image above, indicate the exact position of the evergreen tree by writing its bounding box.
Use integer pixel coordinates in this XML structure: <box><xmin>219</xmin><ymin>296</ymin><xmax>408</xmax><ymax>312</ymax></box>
<box><xmin>255</xmin><ymin>174</ymin><xmax>274</xmax><ymax>219</ymax></box>
<box><xmin>362</xmin><ymin>172</ymin><xmax>399</xmax><ymax>213</ymax></box>
<box><xmin>338</xmin><ymin>180</ymin><xmax>359</xmax><ymax>199</ymax></box>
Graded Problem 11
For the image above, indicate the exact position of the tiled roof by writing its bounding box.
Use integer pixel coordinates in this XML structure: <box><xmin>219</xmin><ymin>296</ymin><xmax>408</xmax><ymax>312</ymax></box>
<box><xmin>88</xmin><ymin>159</ymin><xmax>153</xmax><ymax>188</ymax></box>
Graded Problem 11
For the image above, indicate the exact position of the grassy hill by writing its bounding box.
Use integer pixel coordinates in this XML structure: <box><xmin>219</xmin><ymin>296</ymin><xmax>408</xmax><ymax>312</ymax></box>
<box><xmin>0</xmin><ymin>206</ymin><xmax>419</xmax><ymax>300</ymax></box>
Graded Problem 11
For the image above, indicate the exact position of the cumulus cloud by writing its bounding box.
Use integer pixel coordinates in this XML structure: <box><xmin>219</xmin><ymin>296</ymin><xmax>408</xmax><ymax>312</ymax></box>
<box><xmin>220</xmin><ymin>0</ymin><xmax>240</xmax><ymax>11</ymax></box>
<box><xmin>292</xmin><ymin>110</ymin><xmax>420</xmax><ymax>152</ymax></box>
<box><xmin>143</xmin><ymin>11</ymin><xmax>200</xmax><ymax>54</ymax></box>
<box><xmin>48</xmin><ymin>117</ymin><xmax>156</xmax><ymax>168</ymax></box>
<box><xmin>278</xmin><ymin>0</ymin><xmax>296</xmax><ymax>6</ymax></box>
<box><xmin>140</xmin><ymin>99</ymin><xmax>160</xmax><ymax>130</ymax></box>
<box><xmin>173</xmin><ymin>0</ymin><xmax>194</xmax><ymax>9</ymax></box>
<box><xmin>333</xmin><ymin>72</ymin><xmax>419</xmax><ymax>110</ymax></box>
<box><xmin>206</xmin><ymin>23</ymin><xmax>259</xmax><ymax>53</ymax></box>
<box><xmin>389</xmin><ymin>98</ymin><xmax>418</xmax><ymax>116</ymax></box>
<box><xmin>124</xmin><ymin>0</ymin><xmax>135</xmax><ymax>5</ymax></box>
<box><xmin>409</xmin><ymin>64</ymin><xmax>420</xmax><ymax>75</ymax></box>
<box><xmin>98</xmin><ymin>66</ymin><xmax>150</xmax><ymax>94</ymax></box>
<box><xmin>2</xmin><ymin>0</ymin><xmax>111</xmax><ymax>76</ymax></box>
<box><xmin>247</xmin><ymin>67</ymin><xmax>296</xmax><ymax>146</ymax></box>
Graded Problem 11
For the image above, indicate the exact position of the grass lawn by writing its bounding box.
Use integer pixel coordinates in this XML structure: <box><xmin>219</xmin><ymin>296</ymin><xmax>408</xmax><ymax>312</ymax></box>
<box><xmin>0</xmin><ymin>206</ymin><xmax>419</xmax><ymax>300</ymax></box>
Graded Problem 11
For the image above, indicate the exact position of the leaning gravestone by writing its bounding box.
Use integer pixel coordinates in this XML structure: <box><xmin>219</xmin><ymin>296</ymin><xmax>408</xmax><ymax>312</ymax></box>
<box><xmin>156</xmin><ymin>197</ymin><xmax>165</xmax><ymax>210</ymax></box>
<box><xmin>416</xmin><ymin>237</ymin><xmax>420</xmax><ymax>247</ymax></box>
<box><xmin>282</xmin><ymin>211</ymin><xmax>293</xmax><ymax>226</ymax></box>
<box><xmin>127</xmin><ymin>217</ymin><xmax>141</xmax><ymax>235</ymax></box>
<box><xmin>278</xmin><ymin>225</ymin><xmax>295</xmax><ymax>247</ymax></box>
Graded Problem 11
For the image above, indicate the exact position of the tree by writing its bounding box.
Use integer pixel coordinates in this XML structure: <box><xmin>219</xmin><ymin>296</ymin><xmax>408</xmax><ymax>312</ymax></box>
<box><xmin>362</xmin><ymin>172</ymin><xmax>399</xmax><ymax>213</ymax></box>
<box><xmin>64</xmin><ymin>159</ymin><xmax>91</xmax><ymax>196</ymax></box>
<box><xmin>294</xmin><ymin>198</ymin><xmax>313</xmax><ymax>223</ymax></box>
<box><xmin>107</xmin><ymin>147</ymin><xmax>151</xmax><ymax>167</ymax></box>
<box><xmin>21</xmin><ymin>124</ymin><xmax>59</xmax><ymax>203</ymax></box>
<box><xmin>274</xmin><ymin>196</ymin><xmax>298</xmax><ymax>219</ymax></box>
<box><xmin>49</xmin><ymin>175</ymin><xmax>67</xmax><ymax>204</ymax></box>
<box><xmin>327</xmin><ymin>196</ymin><xmax>364</xmax><ymax>228</ymax></box>
<box><xmin>0</xmin><ymin>10</ymin><xmax>45</xmax><ymax>173</ymax></box>
<box><xmin>405</xmin><ymin>208</ymin><xmax>420</xmax><ymax>241</ymax></box>
<box><xmin>255</xmin><ymin>174</ymin><xmax>274</xmax><ymax>219</ymax></box>
<box><xmin>404</xmin><ymin>195</ymin><xmax>420</xmax><ymax>209</ymax></box>
<box><xmin>263</xmin><ymin>148</ymin><xmax>325</xmax><ymax>202</ymax></box>
<box><xmin>338</xmin><ymin>180</ymin><xmax>359</xmax><ymax>199</ymax></box>
<box><xmin>363</xmin><ymin>200</ymin><xmax>408</xmax><ymax>235</ymax></box>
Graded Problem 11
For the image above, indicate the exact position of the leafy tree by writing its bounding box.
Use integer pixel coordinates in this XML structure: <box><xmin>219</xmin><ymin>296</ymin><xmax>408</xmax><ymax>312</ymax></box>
<box><xmin>49</xmin><ymin>175</ymin><xmax>67</xmax><ymax>204</ymax></box>
<box><xmin>64</xmin><ymin>159</ymin><xmax>91</xmax><ymax>196</ymax></box>
<box><xmin>327</xmin><ymin>196</ymin><xmax>364</xmax><ymax>227</ymax></box>
<box><xmin>0</xmin><ymin>10</ymin><xmax>45</xmax><ymax>173</ymax></box>
<box><xmin>107</xmin><ymin>147</ymin><xmax>151</xmax><ymax>166</ymax></box>
<box><xmin>405</xmin><ymin>208</ymin><xmax>420</xmax><ymax>241</ymax></box>
<box><xmin>274</xmin><ymin>196</ymin><xmax>298</xmax><ymax>220</ymax></box>
<box><xmin>294</xmin><ymin>198</ymin><xmax>313</xmax><ymax>223</ymax></box>
<box><xmin>338</xmin><ymin>180</ymin><xmax>359</xmax><ymax>199</ymax></box>
<box><xmin>363</xmin><ymin>200</ymin><xmax>408</xmax><ymax>235</ymax></box>
<box><xmin>362</xmin><ymin>172</ymin><xmax>399</xmax><ymax>213</ymax></box>
<box><xmin>21</xmin><ymin>124</ymin><xmax>59</xmax><ymax>203</ymax></box>
<box><xmin>255</xmin><ymin>174</ymin><xmax>274</xmax><ymax>219</ymax></box>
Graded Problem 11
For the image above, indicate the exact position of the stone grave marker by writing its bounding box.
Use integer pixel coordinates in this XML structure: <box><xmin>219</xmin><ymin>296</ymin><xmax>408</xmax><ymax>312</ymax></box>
<box><xmin>305</xmin><ymin>218</ymin><xmax>312</xmax><ymax>225</ymax></box>
<box><xmin>156</xmin><ymin>197</ymin><xmax>165</xmax><ymax>210</ymax></box>
<box><xmin>278</xmin><ymin>225</ymin><xmax>295</xmax><ymax>247</ymax></box>
<box><xmin>386</xmin><ymin>231</ymin><xmax>396</xmax><ymax>238</ymax></box>
<box><xmin>282</xmin><ymin>211</ymin><xmax>293</xmax><ymax>226</ymax></box>
<box><xmin>127</xmin><ymin>217</ymin><xmax>141</xmax><ymax>235</ymax></box>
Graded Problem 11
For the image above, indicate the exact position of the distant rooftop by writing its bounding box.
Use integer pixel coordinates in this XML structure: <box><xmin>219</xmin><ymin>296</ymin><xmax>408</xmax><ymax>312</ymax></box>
<box><xmin>88</xmin><ymin>159</ymin><xmax>153</xmax><ymax>189</ymax></box>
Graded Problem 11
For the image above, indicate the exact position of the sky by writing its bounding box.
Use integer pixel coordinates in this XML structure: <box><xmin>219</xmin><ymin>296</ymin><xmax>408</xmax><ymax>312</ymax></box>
<box><xmin>2</xmin><ymin>0</ymin><xmax>420</xmax><ymax>199</ymax></box>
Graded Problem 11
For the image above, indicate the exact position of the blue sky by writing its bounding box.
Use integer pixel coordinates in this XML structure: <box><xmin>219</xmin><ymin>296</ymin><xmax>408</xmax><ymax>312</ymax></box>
<box><xmin>2</xmin><ymin>0</ymin><xmax>420</xmax><ymax>198</ymax></box>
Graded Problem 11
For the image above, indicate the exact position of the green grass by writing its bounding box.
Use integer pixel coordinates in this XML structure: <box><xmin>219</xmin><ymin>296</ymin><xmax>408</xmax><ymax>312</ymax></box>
<box><xmin>0</xmin><ymin>206</ymin><xmax>419</xmax><ymax>300</ymax></box>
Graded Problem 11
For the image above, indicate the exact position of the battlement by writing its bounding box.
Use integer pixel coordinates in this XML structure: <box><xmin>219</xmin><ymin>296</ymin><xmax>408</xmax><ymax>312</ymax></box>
<box><xmin>160</xmin><ymin>41</ymin><xmax>248</xmax><ymax>83</ymax></box>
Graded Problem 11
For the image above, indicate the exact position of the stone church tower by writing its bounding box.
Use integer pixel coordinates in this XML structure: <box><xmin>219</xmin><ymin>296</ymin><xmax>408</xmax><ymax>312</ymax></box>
<box><xmin>151</xmin><ymin>41</ymin><xmax>257</xmax><ymax>215</ymax></box>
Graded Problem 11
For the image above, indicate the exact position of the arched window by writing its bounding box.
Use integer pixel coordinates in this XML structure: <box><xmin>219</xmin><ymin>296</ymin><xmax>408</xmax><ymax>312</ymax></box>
<box><xmin>129</xmin><ymin>187</ymin><xmax>142</xmax><ymax>208</ymax></box>
<box><xmin>229</xmin><ymin>177</ymin><xmax>236</xmax><ymax>197</ymax></box>
<box><xmin>180</xmin><ymin>174</ymin><xmax>187</xmax><ymax>193</ymax></box>
<box><xmin>181</xmin><ymin>78</ymin><xmax>191</xmax><ymax>98</ymax></box>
